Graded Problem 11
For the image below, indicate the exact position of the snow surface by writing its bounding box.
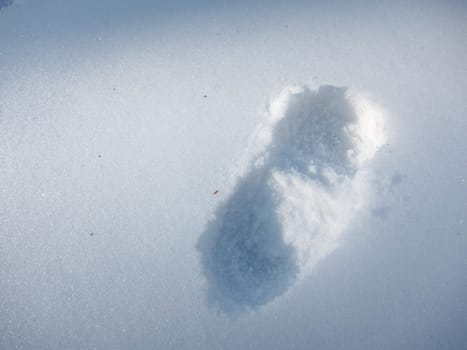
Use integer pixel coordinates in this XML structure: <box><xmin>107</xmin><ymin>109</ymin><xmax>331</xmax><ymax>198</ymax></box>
<box><xmin>1</xmin><ymin>0</ymin><xmax>466</xmax><ymax>349</ymax></box>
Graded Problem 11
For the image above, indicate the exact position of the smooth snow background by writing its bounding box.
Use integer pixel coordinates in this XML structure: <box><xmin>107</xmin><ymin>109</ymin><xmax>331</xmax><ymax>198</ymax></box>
<box><xmin>1</xmin><ymin>0</ymin><xmax>466</xmax><ymax>349</ymax></box>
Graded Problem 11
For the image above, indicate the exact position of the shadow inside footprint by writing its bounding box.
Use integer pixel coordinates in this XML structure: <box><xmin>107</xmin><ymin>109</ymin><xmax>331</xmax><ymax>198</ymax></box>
<box><xmin>197</xmin><ymin>85</ymin><xmax>371</xmax><ymax>312</ymax></box>
<box><xmin>198</xmin><ymin>167</ymin><xmax>298</xmax><ymax>311</ymax></box>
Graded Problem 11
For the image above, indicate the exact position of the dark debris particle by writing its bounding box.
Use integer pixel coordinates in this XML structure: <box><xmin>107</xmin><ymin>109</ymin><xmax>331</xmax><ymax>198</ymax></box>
<box><xmin>213</xmin><ymin>190</ymin><xmax>219</xmax><ymax>195</ymax></box>
<box><xmin>90</xmin><ymin>232</ymin><xmax>94</xmax><ymax>236</ymax></box>
<box><xmin>390</xmin><ymin>172</ymin><xmax>405</xmax><ymax>186</ymax></box>
<box><xmin>98</xmin><ymin>154</ymin><xmax>102</xmax><ymax>158</ymax></box>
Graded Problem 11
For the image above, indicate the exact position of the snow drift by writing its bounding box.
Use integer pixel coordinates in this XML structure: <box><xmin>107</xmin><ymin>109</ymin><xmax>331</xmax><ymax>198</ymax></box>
<box><xmin>197</xmin><ymin>85</ymin><xmax>386</xmax><ymax>311</ymax></box>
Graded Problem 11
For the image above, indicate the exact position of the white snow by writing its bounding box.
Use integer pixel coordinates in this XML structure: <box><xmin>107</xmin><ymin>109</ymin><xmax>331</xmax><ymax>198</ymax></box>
<box><xmin>0</xmin><ymin>0</ymin><xmax>466</xmax><ymax>349</ymax></box>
